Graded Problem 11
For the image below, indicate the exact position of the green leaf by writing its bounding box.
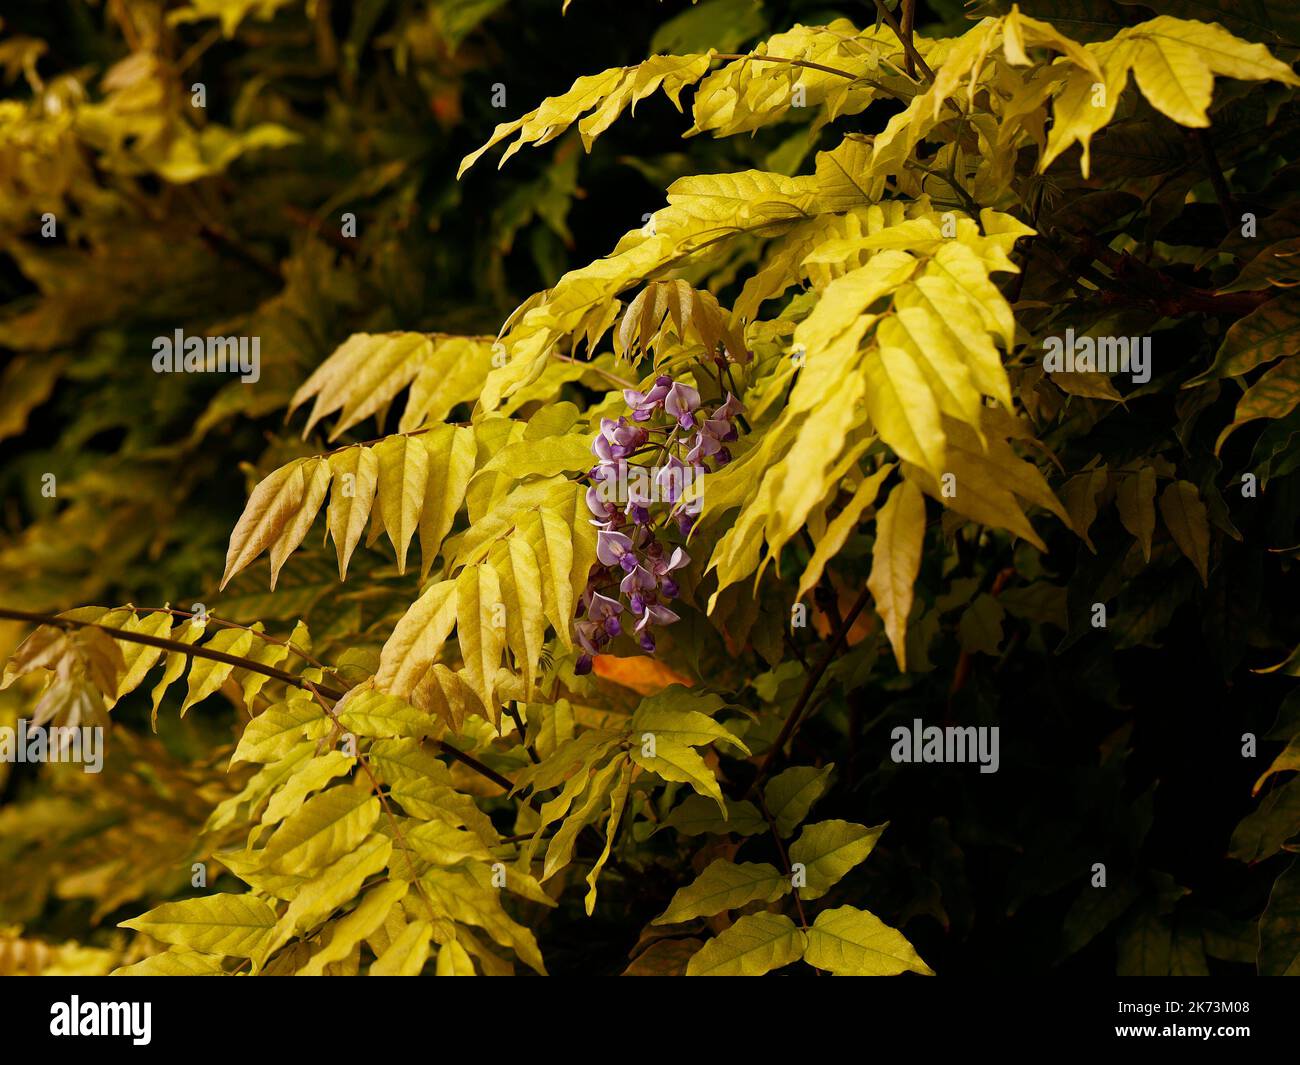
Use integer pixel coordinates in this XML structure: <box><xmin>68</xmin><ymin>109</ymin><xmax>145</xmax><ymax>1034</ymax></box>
<box><xmin>260</xmin><ymin>787</ymin><xmax>380</xmax><ymax>875</ymax></box>
<box><xmin>804</xmin><ymin>905</ymin><xmax>933</xmax><ymax>975</ymax></box>
<box><xmin>788</xmin><ymin>820</ymin><xmax>886</xmax><ymax>900</ymax></box>
<box><xmin>764</xmin><ymin>764</ymin><xmax>834</xmax><ymax>837</ymax></box>
<box><xmin>179</xmin><ymin>627</ymin><xmax>254</xmax><ymax>716</ymax></box>
<box><xmin>1259</xmin><ymin>858</ymin><xmax>1300</xmax><ymax>976</ymax></box>
<box><xmin>1158</xmin><ymin>479</ymin><xmax>1210</xmax><ymax>585</ymax></box>
<box><xmin>685</xmin><ymin>912</ymin><xmax>806</xmax><ymax>976</ymax></box>
<box><xmin>120</xmin><ymin>894</ymin><xmax>277</xmax><ymax>959</ymax></box>
<box><xmin>653</xmin><ymin>860</ymin><xmax>789</xmax><ymax>925</ymax></box>
<box><xmin>659</xmin><ymin>795</ymin><xmax>766</xmax><ymax>837</ymax></box>
<box><xmin>632</xmin><ymin>736</ymin><xmax>726</xmax><ymax>815</ymax></box>
<box><xmin>1116</xmin><ymin>466</ymin><xmax>1157</xmax><ymax>561</ymax></box>
<box><xmin>111</xmin><ymin>950</ymin><xmax>228</xmax><ymax>976</ymax></box>
<box><xmin>336</xmin><ymin>685</ymin><xmax>436</xmax><ymax>739</ymax></box>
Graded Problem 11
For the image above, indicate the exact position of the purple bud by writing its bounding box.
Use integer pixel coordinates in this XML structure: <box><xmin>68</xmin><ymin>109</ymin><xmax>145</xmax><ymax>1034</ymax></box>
<box><xmin>638</xmin><ymin>631</ymin><xmax>656</xmax><ymax>653</ymax></box>
<box><xmin>575</xmin><ymin>654</ymin><xmax>593</xmax><ymax>675</ymax></box>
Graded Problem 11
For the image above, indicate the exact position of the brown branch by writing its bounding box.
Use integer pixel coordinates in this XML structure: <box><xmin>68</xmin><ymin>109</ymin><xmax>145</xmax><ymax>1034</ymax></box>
<box><xmin>506</xmin><ymin>702</ymin><xmax>540</xmax><ymax>765</ymax></box>
<box><xmin>0</xmin><ymin>606</ymin><xmax>334</xmax><ymax>696</ymax></box>
<box><xmin>303</xmin><ymin>678</ymin><xmax>440</xmax><ymax>923</ymax></box>
<box><xmin>758</xmin><ymin>793</ymin><xmax>813</xmax><ymax>932</ymax></box>
<box><xmin>0</xmin><ymin>605</ymin><xmax>517</xmax><ymax>795</ymax></box>
<box><xmin>1054</xmin><ymin>230</ymin><xmax>1274</xmax><ymax>317</ymax></box>
<box><xmin>1191</xmin><ymin>129</ymin><xmax>1235</xmax><ymax>230</ymax></box>
<box><xmin>871</xmin><ymin>0</ymin><xmax>934</xmax><ymax>83</ymax></box>
<box><xmin>748</xmin><ymin>585</ymin><xmax>872</xmax><ymax>794</ymax></box>
<box><xmin>901</xmin><ymin>0</ymin><xmax>917</xmax><ymax>79</ymax></box>
<box><xmin>712</xmin><ymin>53</ymin><xmax>860</xmax><ymax>82</ymax></box>
<box><xmin>196</xmin><ymin>224</ymin><xmax>283</xmax><ymax>285</ymax></box>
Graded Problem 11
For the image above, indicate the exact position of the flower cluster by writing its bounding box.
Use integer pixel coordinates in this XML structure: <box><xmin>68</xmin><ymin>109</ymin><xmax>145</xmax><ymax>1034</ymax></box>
<box><xmin>574</xmin><ymin>375</ymin><xmax>743</xmax><ymax>673</ymax></box>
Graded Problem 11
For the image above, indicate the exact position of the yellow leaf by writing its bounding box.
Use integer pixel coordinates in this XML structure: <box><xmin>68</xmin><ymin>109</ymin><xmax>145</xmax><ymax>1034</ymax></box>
<box><xmin>1116</xmin><ymin>466</ymin><xmax>1157</xmax><ymax>561</ymax></box>
<box><xmin>685</xmin><ymin>912</ymin><xmax>806</xmax><ymax>976</ymax></box>
<box><xmin>434</xmin><ymin>937</ymin><xmax>475</xmax><ymax>976</ymax></box>
<box><xmin>418</xmin><ymin>424</ymin><xmax>476</xmax><ymax>578</ymax></box>
<box><xmin>456</xmin><ymin>562</ymin><xmax>505</xmax><ymax>723</ymax></box>
<box><xmin>269</xmin><ymin>457</ymin><xmax>331</xmax><ymax>589</ymax></box>
<box><xmin>119</xmin><ymin>894</ymin><xmax>277</xmax><ymax>959</ymax></box>
<box><xmin>374</xmin><ymin>434</ymin><xmax>429</xmax><ymax>575</ymax></box>
<box><xmin>584</xmin><ymin>762</ymin><xmax>632</xmax><ymax>915</ymax></box>
<box><xmin>376</xmin><ymin>578</ymin><xmax>459</xmax><ymax>699</ymax></box>
<box><xmin>788</xmin><ymin>820</ymin><xmax>886</xmax><ymax>900</ymax></box>
<box><xmin>179</xmin><ymin>626</ymin><xmax>255</xmax><ymax>716</ymax></box>
<box><xmin>327</xmin><ymin>446</ymin><xmax>379</xmax><ymax>580</ymax></box>
<box><xmin>519</xmin><ymin>508</ymin><xmax>576</xmax><ymax>650</ymax></box>
<box><xmin>867</xmin><ymin>480</ymin><xmax>926</xmax><ymax>671</ymax></box>
<box><xmin>798</xmin><ymin>464</ymin><xmax>894</xmax><ymax>601</ymax></box>
<box><xmin>297</xmin><ymin>879</ymin><xmax>407</xmax><ymax>976</ymax></box>
<box><xmin>862</xmin><ymin>344</ymin><xmax>945</xmax><ymax>477</ymax></box>
<box><xmin>221</xmin><ymin>458</ymin><xmax>311</xmax><ymax>590</ymax></box>
<box><xmin>1158</xmin><ymin>479</ymin><xmax>1210</xmax><ymax>585</ymax></box>
<box><xmin>804</xmin><ymin>905</ymin><xmax>933</xmax><ymax>975</ymax></box>
<box><xmin>1215</xmin><ymin>356</ymin><xmax>1300</xmax><ymax>452</ymax></box>
<box><xmin>371</xmin><ymin>919</ymin><xmax>433</xmax><ymax>976</ymax></box>
<box><xmin>491</xmin><ymin>537</ymin><xmax>546</xmax><ymax>698</ymax></box>
<box><xmin>652</xmin><ymin>860</ymin><xmax>789</xmax><ymax>925</ymax></box>
<box><xmin>260</xmin><ymin>787</ymin><xmax>380</xmax><ymax>876</ymax></box>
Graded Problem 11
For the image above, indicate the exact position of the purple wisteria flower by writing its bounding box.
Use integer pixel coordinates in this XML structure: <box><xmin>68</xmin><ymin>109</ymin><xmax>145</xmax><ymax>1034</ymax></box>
<box><xmin>624</xmin><ymin>376</ymin><xmax>673</xmax><ymax>422</ymax></box>
<box><xmin>574</xmin><ymin>375</ymin><xmax>745</xmax><ymax>671</ymax></box>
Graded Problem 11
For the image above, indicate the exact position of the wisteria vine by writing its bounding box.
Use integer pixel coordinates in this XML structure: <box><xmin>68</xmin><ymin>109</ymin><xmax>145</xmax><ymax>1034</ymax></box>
<box><xmin>574</xmin><ymin>376</ymin><xmax>742</xmax><ymax>673</ymax></box>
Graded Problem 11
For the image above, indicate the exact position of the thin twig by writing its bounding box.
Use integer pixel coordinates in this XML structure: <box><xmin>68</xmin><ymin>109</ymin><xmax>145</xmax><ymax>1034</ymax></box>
<box><xmin>1192</xmin><ymin>129</ymin><xmax>1235</xmax><ymax>230</ymax></box>
<box><xmin>748</xmin><ymin>585</ymin><xmax>872</xmax><ymax>794</ymax></box>
<box><xmin>901</xmin><ymin>0</ymin><xmax>916</xmax><ymax>79</ymax></box>
<box><xmin>303</xmin><ymin>679</ymin><xmax>439</xmax><ymax>923</ymax></box>
<box><xmin>871</xmin><ymin>0</ymin><xmax>934</xmax><ymax>82</ymax></box>
<box><xmin>712</xmin><ymin>53</ymin><xmax>861</xmax><ymax>82</ymax></box>
<box><xmin>0</xmin><ymin>605</ymin><xmax>519</xmax><ymax>796</ymax></box>
<box><xmin>551</xmin><ymin>351</ymin><xmax>637</xmax><ymax>390</ymax></box>
<box><xmin>506</xmin><ymin>702</ymin><xmax>540</xmax><ymax>764</ymax></box>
